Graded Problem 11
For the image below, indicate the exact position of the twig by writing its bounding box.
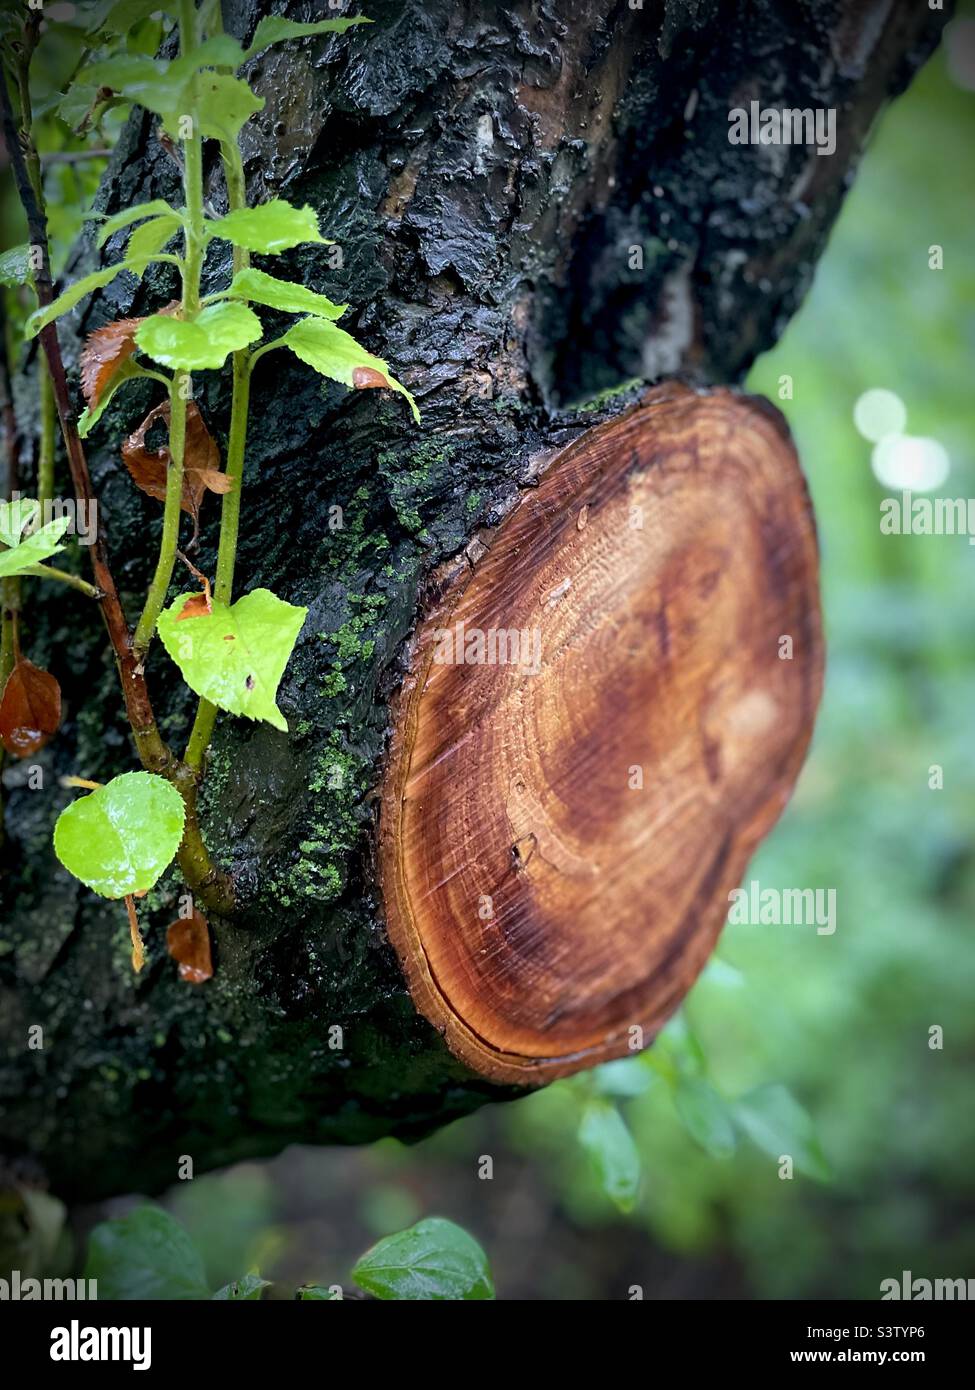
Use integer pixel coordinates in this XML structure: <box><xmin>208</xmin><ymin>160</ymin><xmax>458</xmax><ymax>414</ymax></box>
<box><xmin>39</xmin><ymin>149</ymin><xmax>112</xmax><ymax>165</ymax></box>
<box><xmin>0</xmin><ymin>72</ymin><xmax>175</xmax><ymax>779</ymax></box>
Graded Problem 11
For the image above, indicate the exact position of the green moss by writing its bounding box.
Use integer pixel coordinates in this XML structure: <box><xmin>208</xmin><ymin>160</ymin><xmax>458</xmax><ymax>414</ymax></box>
<box><xmin>578</xmin><ymin>376</ymin><xmax>644</xmax><ymax>412</ymax></box>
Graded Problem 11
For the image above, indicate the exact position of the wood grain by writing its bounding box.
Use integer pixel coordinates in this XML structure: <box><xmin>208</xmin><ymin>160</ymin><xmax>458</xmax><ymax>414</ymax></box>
<box><xmin>380</xmin><ymin>383</ymin><xmax>823</xmax><ymax>1083</ymax></box>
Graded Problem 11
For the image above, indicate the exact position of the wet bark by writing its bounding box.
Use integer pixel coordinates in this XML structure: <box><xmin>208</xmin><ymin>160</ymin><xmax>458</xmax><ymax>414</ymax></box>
<box><xmin>0</xmin><ymin>0</ymin><xmax>947</xmax><ymax>1202</ymax></box>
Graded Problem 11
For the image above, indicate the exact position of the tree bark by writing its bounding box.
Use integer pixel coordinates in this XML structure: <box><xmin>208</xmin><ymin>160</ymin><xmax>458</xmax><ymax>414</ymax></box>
<box><xmin>0</xmin><ymin>0</ymin><xmax>947</xmax><ymax>1203</ymax></box>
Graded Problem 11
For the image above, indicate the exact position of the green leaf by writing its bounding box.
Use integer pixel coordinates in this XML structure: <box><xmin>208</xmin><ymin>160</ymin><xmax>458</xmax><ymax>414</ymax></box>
<box><xmin>578</xmin><ymin>1100</ymin><xmax>641</xmax><ymax>1213</ymax></box>
<box><xmin>298</xmin><ymin>1285</ymin><xmax>342</xmax><ymax>1301</ymax></box>
<box><xmin>188</xmin><ymin>72</ymin><xmax>263</xmax><ymax>143</ymax></box>
<box><xmin>0</xmin><ymin>515</ymin><xmax>71</xmax><ymax>580</ymax></box>
<box><xmin>126</xmin><ymin>212</ymin><xmax>182</xmax><ymax>265</ymax></box>
<box><xmin>351</xmin><ymin>1218</ymin><xmax>494</xmax><ymax>1301</ymax></box>
<box><xmin>734</xmin><ymin>1084</ymin><xmax>832</xmax><ymax>1182</ymax></box>
<box><xmin>673</xmin><ymin>1076</ymin><xmax>737</xmax><ymax>1159</ymax></box>
<box><xmin>212</xmin><ymin>1274</ymin><xmax>270</xmax><ymax>1301</ymax></box>
<box><xmin>77</xmin><ymin>356</ymin><xmax>143</xmax><ymax>438</ymax></box>
<box><xmin>0</xmin><ymin>243</ymin><xmax>32</xmax><ymax>288</ymax></box>
<box><xmin>85</xmin><ymin>40</ymin><xmax>248</xmax><ymax>124</ymax></box>
<box><xmin>157</xmin><ymin>588</ymin><xmax>307</xmax><ymax>732</ymax></box>
<box><xmin>95</xmin><ymin>199</ymin><xmax>178</xmax><ymax>249</ymax></box>
<box><xmin>86</xmin><ymin>0</ymin><xmax>166</xmax><ymax>38</ymax></box>
<box><xmin>207</xmin><ymin>199</ymin><xmax>329</xmax><ymax>255</ymax></box>
<box><xmin>593</xmin><ymin>1057</ymin><xmax>653</xmax><ymax>1098</ymax></box>
<box><xmin>135</xmin><ymin>302</ymin><xmax>262</xmax><ymax>371</ymax></box>
<box><xmin>84</xmin><ymin>1206</ymin><xmax>210</xmax><ymax>1301</ymax></box>
<box><xmin>0</xmin><ymin>499</ymin><xmax>41</xmax><ymax>550</ymax></box>
<box><xmin>53</xmin><ymin>770</ymin><xmax>186</xmax><ymax>899</ymax></box>
<box><xmin>281</xmin><ymin>317</ymin><xmax>419</xmax><ymax>422</ymax></box>
<box><xmin>222</xmin><ymin>267</ymin><xmax>346</xmax><ymax>319</ymax></box>
<box><xmin>82</xmin><ymin>53</ymin><xmax>172</xmax><ymax>110</ymax></box>
<box><xmin>243</xmin><ymin>15</ymin><xmax>373</xmax><ymax>60</ymax></box>
<box><xmin>25</xmin><ymin>265</ymin><xmax>132</xmax><ymax>339</ymax></box>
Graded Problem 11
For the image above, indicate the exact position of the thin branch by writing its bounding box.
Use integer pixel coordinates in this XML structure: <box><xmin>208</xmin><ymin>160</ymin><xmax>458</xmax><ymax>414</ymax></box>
<box><xmin>0</xmin><ymin>72</ymin><xmax>175</xmax><ymax>778</ymax></box>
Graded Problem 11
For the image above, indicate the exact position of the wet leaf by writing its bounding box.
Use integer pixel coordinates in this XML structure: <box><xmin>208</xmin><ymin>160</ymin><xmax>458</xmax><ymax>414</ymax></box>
<box><xmin>0</xmin><ymin>243</ymin><xmax>32</xmax><ymax>288</ymax></box>
<box><xmin>207</xmin><ymin>200</ymin><xmax>329</xmax><ymax>255</ymax></box>
<box><xmin>122</xmin><ymin>400</ymin><xmax>231</xmax><ymax>534</ymax></box>
<box><xmin>282</xmin><ymin>317</ymin><xmax>419</xmax><ymax>422</ymax></box>
<box><xmin>222</xmin><ymin>266</ymin><xmax>346</xmax><ymax>319</ymax></box>
<box><xmin>0</xmin><ymin>514</ymin><xmax>71</xmax><ymax>580</ymax></box>
<box><xmin>157</xmin><ymin>588</ymin><xmax>307</xmax><ymax>732</ymax></box>
<box><xmin>81</xmin><ymin>316</ymin><xmax>143</xmax><ymax>408</ymax></box>
<box><xmin>0</xmin><ymin>499</ymin><xmax>40</xmax><ymax>549</ymax></box>
<box><xmin>243</xmin><ymin>15</ymin><xmax>372</xmax><ymax>60</ymax></box>
<box><xmin>135</xmin><ymin>301</ymin><xmax>262</xmax><ymax>371</ymax></box>
<box><xmin>0</xmin><ymin>659</ymin><xmax>62</xmax><ymax>757</ymax></box>
<box><xmin>351</xmin><ymin>1218</ymin><xmax>494</xmax><ymax>1301</ymax></box>
<box><xmin>166</xmin><ymin>908</ymin><xmax>213</xmax><ymax>984</ymax></box>
<box><xmin>53</xmin><ymin>771</ymin><xmax>185</xmax><ymax>899</ymax></box>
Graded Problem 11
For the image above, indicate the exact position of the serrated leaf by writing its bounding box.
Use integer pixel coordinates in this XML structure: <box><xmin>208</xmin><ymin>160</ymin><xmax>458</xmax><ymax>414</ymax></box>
<box><xmin>80</xmin><ymin>315</ymin><xmax>143</xmax><ymax>408</ymax></box>
<box><xmin>0</xmin><ymin>659</ymin><xmax>61</xmax><ymax>758</ymax></box>
<box><xmin>54</xmin><ymin>770</ymin><xmax>186</xmax><ymax>899</ymax></box>
<box><xmin>84</xmin><ymin>1206</ymin><xmax>210</xmax><ymax>1301</ymax></box>
<box><xmin>351</xmin><ymin>1218</ymin><xmax>494</xmax><ymax>1301</ymax></box>
<box><xmin>0</xmin><ymin>243</ymin><xmax>32</xmax><ymax>288</ymax></box>
<box><xmin>135</xmin><ymin>301</ymin><xmax>262</xmax><ymax>370</ymax></box>
<box><xmin>734</xmin><ymin>1084</ymin><xmax>832</xmax><ymax>1182</ymax></box>
<box><xmin>184</xmin><ymin>72</ymin><xmax>263</xmax><ymax>143</ymax></box>
<box><xmin>281</xmin><ymin>317</ymin><xmax>419</xmax><ymax>422</ymax></box>
<box><xmin>578</xmin><ymin>1100</ymin><xmax>641</xmax><ymax>1213</ymax></box>
<box><xmin>157</xmin><ymin>588</ymin><xmax>307</xmax><ymax>732</ymax></box>
<box><xmin>244</xmin><ymin>15</ymin><xmax>373</xmax><ymax>60</ymax></box>
<box><xmin>0</xmin><ymin>515</ymin><xmax>71</xmax><ymax>579</ymax></box>
<box><xmin>86</xmin><ymin>0</ymin><xmax>166</xmax><ymax>38</ymax></box>
<box><xmin>222</xmin><ymin>266</ymin><xmax>346</xmax><ymax>319</ymax></box>
<box><xmin>212</xmin><ymin>1274</ymin><xmax>269</xmax><ymax>1300</ymax></box>
<box><xmin>0</xmin><ymin>499</ymin><xmax>40</xmax><ymax>549</ymax></box>
<box><xmin>126</xmin><ymin>212</ymin><xmax>182</xmax><ymax>265</ymax></box>
<box><xmin>85</xmin><ymin>39</ymin><xmax>248</xmax><ymax>123</ymax></box>
<box><xmin>673</xmin><ymin>1075</ymin><xmax>737</xmax><ymax>1159</ymax></box>
<box><xmin>78</xmin><ymin>357</ymin><xmax>142</xmax><ymax>438</ymax></box>
<box><xmin>95</xmin><ymin>199</ymin><xmax>178</xmax><ymax>249</ymax></box>
<box><xmin>207</xmin><ymin>199</ymin><xmax>329</xmax><ymax>255</ymax></box>
<box><xmin>25</xmin><ymin>265</ymin><xmax>132</xmax><ymax>339</ymax></box>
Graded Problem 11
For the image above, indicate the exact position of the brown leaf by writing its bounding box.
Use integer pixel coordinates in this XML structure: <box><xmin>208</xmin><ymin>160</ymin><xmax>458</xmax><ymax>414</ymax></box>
<box><xmin>122</xmin><ymin>400</ymin><xmax>231</xmax><ymax>538</ymax></box>
<box><xmin>81</xmin><ymin>301</ymin><xmax>179</xmax><ymax>408</ymax></box>
<box><xmin>166</xmin><ymin>909</ymin><xmax>213</xmax><ymax>984</ymax></box>
<box><xmin>176</xmin><ymin>591</ymin><xmax>212</xmax><ymax>621</ymax></box>
<box><xmin>0</xmin><ymin>659</ymin><xmax>62</xmax><ymax>757</ymax></box>
<box><xmin>80</xmin><ymin>318</ymin><xmax>141</xmax><ymax>408</ymax></box>
<box><xmin>352</xmin><ymin>366</ymin><xmax>390</xmax><ymax>390</ymax></box>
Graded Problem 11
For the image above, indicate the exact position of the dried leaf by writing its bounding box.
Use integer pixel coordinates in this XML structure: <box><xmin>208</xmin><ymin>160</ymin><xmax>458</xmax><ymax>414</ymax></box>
<box><xmin>80</xmin><ymin>317</ymin><xmax>142</xmax><ymax>408</ymax></box>
<box><xmin>176</xmin><ymin>591</ymin><xmax>212</xmax><ymax>621</ymax></box>
<box><xmin>352</xmin><ymin>365</ymin><xmax>391</xmax><ymax>390</ymax></box>
<box><xmin>122</xmin><ymin>400</ymin><xmax>231</xmax><ymax>537</ymax></box>
<box><xmin>80</xmin><ymin>301</ymin><xmax>179</xmax><ymax>409</ymax></box>
<box><xmin>0</xmin><ymin>659</ymin><xmax>62</xmax><ymax>757</ymax></box>
<box><xmin>166</xmin><ymin>909</ymin><xmax>213</xmax><ymax>984</ymax></box>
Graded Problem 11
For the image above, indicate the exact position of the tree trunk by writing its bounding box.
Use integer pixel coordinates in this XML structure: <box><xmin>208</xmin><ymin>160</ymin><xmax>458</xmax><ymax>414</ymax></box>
<box><xmin>0</xmin><ymin>0</ymin><xmax>946</xmax><ymax>1203</ymax></box>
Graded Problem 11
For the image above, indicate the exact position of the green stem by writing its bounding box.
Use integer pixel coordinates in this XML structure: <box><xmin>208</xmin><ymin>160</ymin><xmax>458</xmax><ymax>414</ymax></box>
<box><xmin>132</xmin><ymin>376</ymin><xmax>189</xmax><ymax>658</ymax></box>
<box><xmin>0</xmin><ymin>577</ymin><xmax>16</xmax><ymax>688</ymax></box>
<box><xmin>21</xmin><ymin>564</ymin><xmax>102</xmax><ymax>599</ymax></box>
<box><xmin>184</xmin><ymin>140</ymin><xmax>251</xmax><ymax>771</ymax></box>
<box><xmin>133</xmin><ymin>0</ymin><xmax>204</xmax><ymax>660</ymax></box>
